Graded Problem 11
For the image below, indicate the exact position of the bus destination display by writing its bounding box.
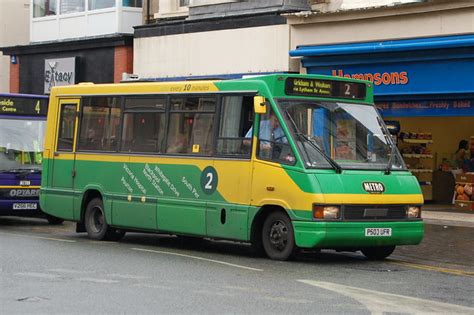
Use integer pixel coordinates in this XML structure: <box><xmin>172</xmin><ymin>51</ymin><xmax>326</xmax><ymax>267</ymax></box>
<box><xmin>285</xmin><ymin>77</ymin><xmax>366</xmax><ymax>100</ymax></box>
<box><xmin>0</xmin><ymin>97</ymin><xmax>48</xmax><ymax>116</ymax></box>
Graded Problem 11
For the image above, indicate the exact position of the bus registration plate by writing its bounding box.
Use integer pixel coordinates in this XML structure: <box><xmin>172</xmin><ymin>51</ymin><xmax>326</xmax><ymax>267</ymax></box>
<box><xmin>365</xmin><ymin>228</ymin><xmax>392</xmax><ymax>237</ymax></box>
<box><xmin>13</xmin><ymin>203</ymin><xmax>37</xmax><ymax>210</ymax></box>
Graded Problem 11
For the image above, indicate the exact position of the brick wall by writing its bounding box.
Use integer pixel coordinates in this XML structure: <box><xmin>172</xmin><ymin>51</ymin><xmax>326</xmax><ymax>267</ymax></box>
<box><xmin>114</xmin><ymin>46</ymin><xmax>134</xmax><ymax>83</ymax></box>
<box><xmin>9</xmin><ymin>60</ymin><xmax>20</xmax><ymax>93</ymax></box>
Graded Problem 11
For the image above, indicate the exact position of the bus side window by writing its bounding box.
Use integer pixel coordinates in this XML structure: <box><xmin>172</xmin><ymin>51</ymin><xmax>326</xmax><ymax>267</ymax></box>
<box><xmin>216</xmin><ymin>96</ymin><xmax>253</xmax><ymax>158</ymax></box>
<box><xmin>257</xmin><ymin>106</ymin><xmax>296</xmax><ymax>165</ymax></box>
<box><xmin>120</xmin><ymin>97</ymin><xmax>166</xmax><ymax>153</ymax></box>
<box><xmin>77</xmin><ymin>97</ymin><xmax>121</xmax><ymax>152</ymax></box>
<box><xmin>166</xmin><ymin>96</ymin><xmax>216</xmax><ymax>155</ymax></box>
<box><xmin>57</xmin><ymin>104</ymin><xmax>77</xmax><ymax>151</ymax></box>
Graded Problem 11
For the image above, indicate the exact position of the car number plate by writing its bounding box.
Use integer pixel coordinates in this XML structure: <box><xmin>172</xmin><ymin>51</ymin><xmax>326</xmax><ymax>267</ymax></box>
<box><xmin>13</xmin><ymin>203</ymin><xmax>37</xmax><ymax>210</ymax></box>
<box><xmin>365</xmin><ymin>228</ymin><xmax>392</xmax><ymax>237</ymax></box>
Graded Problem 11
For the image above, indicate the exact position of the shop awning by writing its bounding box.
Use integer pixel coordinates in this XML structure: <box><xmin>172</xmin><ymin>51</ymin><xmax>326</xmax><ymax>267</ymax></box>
<box><xmin>289</xmin><ymin>34</ymin><xmax>474</xmax><ymax>99</ymax></box>
<box><xmin>290</xmin><ymin>34</ymin><xmax>474</xmax><ymax>58</ymax></box>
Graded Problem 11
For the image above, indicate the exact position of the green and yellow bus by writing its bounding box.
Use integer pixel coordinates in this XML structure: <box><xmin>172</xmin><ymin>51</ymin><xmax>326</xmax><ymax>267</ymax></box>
<box><xmin>40</xmin><ymin>74</ymin><xmax>424</xmax><ymax>260</ymax></box>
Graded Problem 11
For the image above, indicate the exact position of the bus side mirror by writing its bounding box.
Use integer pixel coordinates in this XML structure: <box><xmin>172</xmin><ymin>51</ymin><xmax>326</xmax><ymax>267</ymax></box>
<box><xmin>254</xmin><ymin>96</ymin><xmax>267</xmax><ymax>114</ymax></box>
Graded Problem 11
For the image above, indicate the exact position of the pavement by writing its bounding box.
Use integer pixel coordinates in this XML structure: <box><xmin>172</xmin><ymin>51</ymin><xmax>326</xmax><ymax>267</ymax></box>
<box><xmin>422</xmin><ymin>204</ymin><xmax>474</xmax><ymax>228</ymax></box>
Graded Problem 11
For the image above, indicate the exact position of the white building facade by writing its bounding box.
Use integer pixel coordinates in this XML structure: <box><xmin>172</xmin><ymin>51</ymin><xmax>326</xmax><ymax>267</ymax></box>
<box><xmin>30</xmin><ymin>0</ymin><xmax>142</xmax><ymax>42</ymax></box>
<box><xmin>1</xmin><ymin>0</ymin><xmax>143</xmax><ymax>94</ymax></box>
<box><xmin>0</xmin><ymin>0</ymin><xmax>30</xmax><ymax>92</ymax></box>
<box><xmin>133</xmin><ymin>0</ymin><xmax>310</xmax><ymax>80</ymax></box>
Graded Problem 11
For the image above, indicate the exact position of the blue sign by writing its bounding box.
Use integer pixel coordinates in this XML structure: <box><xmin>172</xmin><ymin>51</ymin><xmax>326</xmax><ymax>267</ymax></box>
<box><xmin>376</xmin><ymin>99</ymin><xmax>474</xmax><ymax>117</ymax></box>
<box><xmin>306</xmin><ymin>58</ymin><xmax>474</xmax><ymax>96</ymax></box>
<box><xmin>292</xmin><ymin>34</ymin><xmax>474</xmax><ymax>97</ymax></box>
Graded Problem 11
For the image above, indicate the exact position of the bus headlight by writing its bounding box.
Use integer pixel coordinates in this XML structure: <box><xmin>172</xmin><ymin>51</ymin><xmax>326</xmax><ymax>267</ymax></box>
<box><xmin>313</xmin><ymin>205</ymin><xmax>340</xmax><ymax>220</ymax></box>
<box><xmin>407</xmin><ymin>206</ymin><xmax>421</xmax><ymax>218</ymax></box>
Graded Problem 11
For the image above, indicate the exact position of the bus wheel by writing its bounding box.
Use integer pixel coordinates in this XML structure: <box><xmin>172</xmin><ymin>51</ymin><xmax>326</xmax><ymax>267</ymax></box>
<box><xmin>262</xmin><ymin>212</ymin><xmax>296</xmax><ymax>261</ymax></box>
<box><xmin>84</xmin><ymin>198</ymin><xmax>115</xmax><ymax>241</ymax></box>
<box><xmin>361</xmin><ymin>246</ymin><xmax>396</xmax><ymax>260</ymax></box>
<box><xmin>45</xmin><ymin>214</ymin><xmax>64</xmax><ymax>225</ymax></box>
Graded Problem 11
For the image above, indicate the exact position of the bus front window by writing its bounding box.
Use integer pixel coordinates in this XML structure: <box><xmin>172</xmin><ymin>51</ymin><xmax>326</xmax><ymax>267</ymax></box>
<box><xmin>0</xmin><ymin>118</ymin><xmax>45</xmax><ymax>171</ymax></box>
<box><xmin>277</xmin><ymin>99</ymin><xmax>405</xmax><ymax>171</ymax></box>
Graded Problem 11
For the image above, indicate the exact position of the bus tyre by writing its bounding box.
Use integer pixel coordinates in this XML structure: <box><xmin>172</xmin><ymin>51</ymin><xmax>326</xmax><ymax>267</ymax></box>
<box><xmin>262</xmin><ymin>211</ymin><xmax>297</xmax><ymax>261</ymax></box>
<box><xmin>361</xmin><ymin>246</ymin><xmax>396</xmax><ymax>260</ymax></box>
<box><xmin>84</xmin><ymin>198</ymin><xmax>123</xmax><ymax>241</ymax></box>
<box><xmin>45</xmin><ymin>214</ymin><xmax>64</xmax><ymax>225</ymax></box>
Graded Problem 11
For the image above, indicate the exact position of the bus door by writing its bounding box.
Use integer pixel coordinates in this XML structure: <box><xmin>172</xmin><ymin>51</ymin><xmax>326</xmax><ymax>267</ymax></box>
<box><xmin>206</xmin><ymin>95</ymin><xmax>254</xmax><ymax>241</ymax></box>
<box><xmin>250</xmin><ymin>101</ymin><xmax>297</xmax><ymax>214</ymax></box>
<box><xmin>50</xmin><ymin>99</ymin><xmax>80</xmax><ymax>219</ymax></box>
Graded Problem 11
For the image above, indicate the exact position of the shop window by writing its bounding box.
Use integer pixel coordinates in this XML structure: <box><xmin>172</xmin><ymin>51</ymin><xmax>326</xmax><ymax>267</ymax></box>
<box><xmin>88</xmin><ymin>0</ymin><xmax>115</xmax><ymax>10</ymax></box>
<box><xmin>78</xmin><ymin>97</ymin><xmax>121</xmax><ymax>151</ymax></box>
<box><xmin>123</xmin><ymin>0</ymin><xmax>142</xmax><ymax>7</ymax></box>
<box><xmin>33</xmin><ymin>0</ymin><xmax>57</xmax><ymax>17</ymax></box>
<box><xmin>60</xmin><ymin>0</ymin><xmax>85</xmax><ymax>14</ymax></box>
<box><xmin>216</xmin><ymin>96</ymin><xmax>254</xmax><ymax>158</ymax></box>
<box><xmin>121</xmin><ymin>97</ymin><xmax>166</xmax><ymax>153</ymax></box>
<box><xmin>166</xmin><ymin>96</ymin><xmax>216</xmax><ymax>155</ymax></box>
<box><xmin>179</xmin><ymin>0</ymin><xmax>190</xmax><ymax>7</ymax></box>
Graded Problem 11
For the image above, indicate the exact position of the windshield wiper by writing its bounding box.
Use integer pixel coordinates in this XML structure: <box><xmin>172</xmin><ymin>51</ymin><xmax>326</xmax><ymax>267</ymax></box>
<box><xmin>295</xmin><ymin>132</ymin><xmax>317</xmax><ymax>167</ymax></box>
<box><xmin>285</xmin><ymin>110</ymin><xmax>342</xmax><ymax>173</ymax></box>
<box><xmin>376</xmin><ymin>116</ymin><xmax>397</xmax><ymax>175</ymax></box>
<box><xmin>384</xmin><ymin>143</ymin><xmax>396</xmax><ymax>175</ymax></box>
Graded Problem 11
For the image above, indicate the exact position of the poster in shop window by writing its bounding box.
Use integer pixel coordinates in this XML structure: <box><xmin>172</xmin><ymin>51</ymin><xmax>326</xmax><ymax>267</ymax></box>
<box><xmin>335</xmin><ymin>119</ymin><xmax>356</xmax><ymax>160</ymax></box>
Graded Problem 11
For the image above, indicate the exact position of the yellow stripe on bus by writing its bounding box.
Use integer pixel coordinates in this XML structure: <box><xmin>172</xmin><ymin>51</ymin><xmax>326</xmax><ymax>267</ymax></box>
<box><xmin>0</xmin><ymin>186</ymin><xmax>41</xmax><ymax>189</ymax></box>
<box><xmin>54</xmin><ymin>81</ymin><xmax>219</xmax><ymax>96</ymax></box>
<box><xmin>249</xmin><ymin>161</ymin><xmax>424</xmax><ymax>210</ymax></box>
<box><xmin>48</xmin><ymin>153</ymin><xmax>423</xmax><ymax>209</ymax></box>
<box><xmin>51</xmin><ymin>153</ymin><xmax>215</xmax><ymax>166</ymax></box>
<box><xmin>321</xmin><ymin>193</ymin><xmax>423</xmax><ymax>204</ymax></box>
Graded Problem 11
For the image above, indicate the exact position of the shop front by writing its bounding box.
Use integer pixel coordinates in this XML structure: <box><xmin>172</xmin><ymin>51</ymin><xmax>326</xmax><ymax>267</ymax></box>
<box><xmin>1</xmin><ymin>35</ymin><xmax>133</xmax><ymax>95</ymax></box>
<box><xmin>290</xmin><ymin>34</ymin><xmax>474</xmax><ymax>206</ymax></box>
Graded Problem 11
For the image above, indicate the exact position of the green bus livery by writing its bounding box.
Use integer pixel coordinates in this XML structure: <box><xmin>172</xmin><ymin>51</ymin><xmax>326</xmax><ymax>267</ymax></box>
<box><xmin>40</xmin><ymin>74</ymin><xmax>424</xmax><ymax>260</ymax></box>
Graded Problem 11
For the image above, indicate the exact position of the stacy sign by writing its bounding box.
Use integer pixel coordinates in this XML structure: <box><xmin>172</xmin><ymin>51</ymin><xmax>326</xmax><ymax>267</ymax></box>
<box><xmin>44</xmin><ymin>57</ymin><xmax>77</xmax><ymax>94</ymax></box>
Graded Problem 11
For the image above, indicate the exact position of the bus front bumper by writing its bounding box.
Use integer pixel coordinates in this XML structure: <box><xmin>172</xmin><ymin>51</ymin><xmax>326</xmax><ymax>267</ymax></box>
<box><xmin>0</xmin><ymin>199</ymin><xmax>41</xmax><ymax>216</ymax></box>
<box><xmin>293</xmin><ymin>220</ymin><xmax>424</xmax><ymax>249</ymax></box>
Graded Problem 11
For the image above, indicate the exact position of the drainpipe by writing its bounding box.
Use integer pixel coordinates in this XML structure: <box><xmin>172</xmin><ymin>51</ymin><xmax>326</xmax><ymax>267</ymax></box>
<box><xmin>146</xmin><ymin>0</ymin><xmax>150</xmax><ymax>24</ymax></box>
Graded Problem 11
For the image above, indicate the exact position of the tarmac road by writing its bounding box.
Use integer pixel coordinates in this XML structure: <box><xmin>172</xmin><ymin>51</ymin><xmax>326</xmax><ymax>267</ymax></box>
<box><xmin>0</xmin><ymin>215</ymin><xmax>473</xmax><ymax>314</ymax></box>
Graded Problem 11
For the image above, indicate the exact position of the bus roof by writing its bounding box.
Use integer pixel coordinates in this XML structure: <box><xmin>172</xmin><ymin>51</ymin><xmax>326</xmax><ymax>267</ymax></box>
<box><xmin>0</xmin><ymin>93</ymin><xmax>48</xmax><ymax>99</ymax></box>
<box><xmin>50</xmin><ymin>74</ymin><xmax>374</xmax><ymax>104</ymax></box>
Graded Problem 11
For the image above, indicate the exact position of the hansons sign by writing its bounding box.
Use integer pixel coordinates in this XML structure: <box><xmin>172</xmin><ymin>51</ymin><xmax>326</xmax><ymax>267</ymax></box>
<box><xmin>44</xmin><ymin>57</ymin><xmax>77</xmax><ymax>94</ymax></box>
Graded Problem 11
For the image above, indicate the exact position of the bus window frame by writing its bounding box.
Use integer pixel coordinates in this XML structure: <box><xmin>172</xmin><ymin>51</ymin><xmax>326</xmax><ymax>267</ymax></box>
<box><xmin>164</xmin><ymin>94</ymin><xmax>218</xmax><ymax>157</ymax></box>
<box><xmin>71</xmin><ymin>92</ymin><xmax>258</xmax><ymax>160</ymax></box>
<box><xmin>215</xmin><ymin>93</ymin><xmax>255</xmax><ymax>160</ymax></box>
<box><xmin>255</xmin><ymin>104</ymin><xmax>297</xmax><ymax>167</ymax></box>
<box><xmin>76</xmin><ymin>96</ymin><xmax>122</xmax><ymax>153</ymax></box>
<box><xmin>56</xmin><ymin>99</ymin><xmax>80</xmax><ymax>153</ymax></box>
<box><xmin>120</xmin><ymin>95</ymin><xmax>167</xmax><ymax>154</ymax></box>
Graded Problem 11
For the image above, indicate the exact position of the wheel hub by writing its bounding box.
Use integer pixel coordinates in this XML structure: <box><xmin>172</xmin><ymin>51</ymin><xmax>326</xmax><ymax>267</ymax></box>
<box><xmin>91</xmin><ymin>206</ymin><xmax>104</xmax><ymax>233</ymax></box>
<box><xmin>269</xmin><ymin>220</ymin><xmax>288</xmax><ymax>251</ymax></box>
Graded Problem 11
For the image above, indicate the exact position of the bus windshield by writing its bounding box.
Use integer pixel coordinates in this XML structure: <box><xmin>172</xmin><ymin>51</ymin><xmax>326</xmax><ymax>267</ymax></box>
<box><xmin>277</xmin><ymin>99</ymin><xmax>405</xmax><ymax>171</ymax></box>
<box><xmin>0</xmin><ymin>118</ymin><xmax>45</xmax><ymax>171</ymax></box>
